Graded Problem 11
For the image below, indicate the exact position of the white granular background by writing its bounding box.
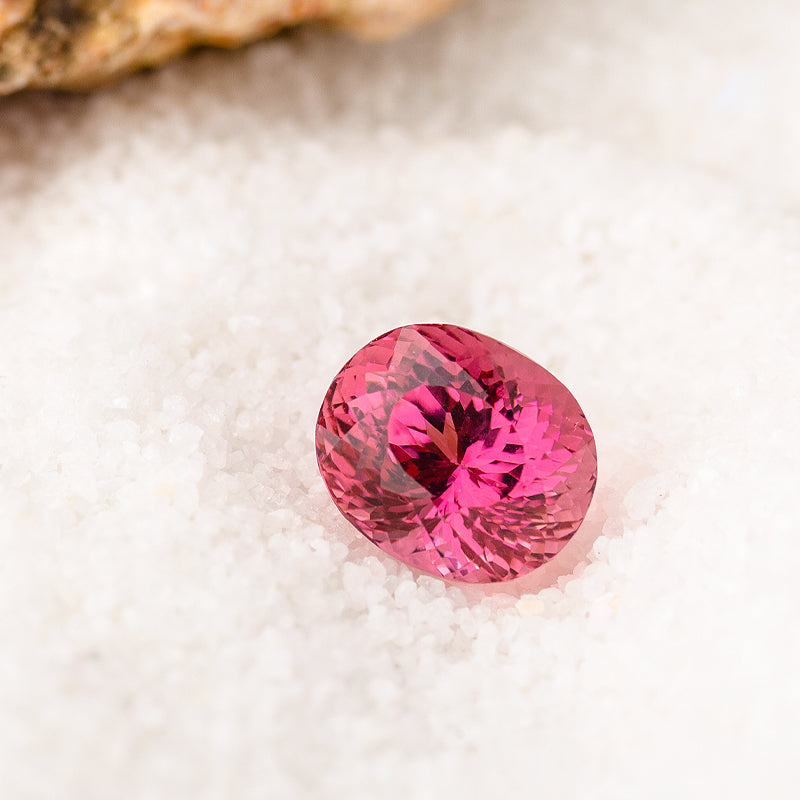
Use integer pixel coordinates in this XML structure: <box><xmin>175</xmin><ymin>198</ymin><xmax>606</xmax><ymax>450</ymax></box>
<box><xmin>0</xmin><ymin>1</ymin><xmax>798</xmax><ymax>798</ymax></box>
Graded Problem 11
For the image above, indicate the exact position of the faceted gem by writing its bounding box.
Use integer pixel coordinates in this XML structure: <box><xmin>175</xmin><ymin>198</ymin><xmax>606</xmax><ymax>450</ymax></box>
<box><xmin>315</xmin><ymin>324</ymin><xmax>597</xmax><ymax>583</ymax></box>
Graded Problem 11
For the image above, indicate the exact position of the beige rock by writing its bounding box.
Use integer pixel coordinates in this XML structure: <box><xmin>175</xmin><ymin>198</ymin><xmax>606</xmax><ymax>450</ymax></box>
<box><xmin>0</xmin><ymin>0</ymin><xmax>459</xmax><ymax>94</ymax></box>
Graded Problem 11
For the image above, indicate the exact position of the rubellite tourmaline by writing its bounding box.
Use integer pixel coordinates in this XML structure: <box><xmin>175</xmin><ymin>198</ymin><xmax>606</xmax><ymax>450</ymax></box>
<box><xmin>315</xmin><ymin>324</ymin><xmax>597</xmax><ymax>583</ymax></box>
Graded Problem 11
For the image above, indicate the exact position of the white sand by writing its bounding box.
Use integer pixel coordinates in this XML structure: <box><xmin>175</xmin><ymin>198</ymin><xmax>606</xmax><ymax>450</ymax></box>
<box><xmin>0</xmin><ymin>1</ymin><xmax>798</xmax><ymax>797</ymax></box>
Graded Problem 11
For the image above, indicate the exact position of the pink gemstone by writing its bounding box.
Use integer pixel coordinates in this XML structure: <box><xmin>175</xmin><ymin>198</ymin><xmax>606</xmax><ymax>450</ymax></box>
<box><xmin>315</xmin><ymin>324</ymin><xmax>597</xmax><ymax>583</ymax></box>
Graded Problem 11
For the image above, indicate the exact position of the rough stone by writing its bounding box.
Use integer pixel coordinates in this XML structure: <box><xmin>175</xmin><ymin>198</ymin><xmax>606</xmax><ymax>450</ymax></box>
<box><xmin>0</xmin><ymin>0</ymin><xmax>460</xmax><ymax>94</ymax></box>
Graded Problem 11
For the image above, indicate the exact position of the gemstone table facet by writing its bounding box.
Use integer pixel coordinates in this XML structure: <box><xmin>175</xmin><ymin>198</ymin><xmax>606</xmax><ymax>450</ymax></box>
<box><xmin>315</xmin><ymin>324</ymin><xmax>598</xmax><ymax>583</ymax></box>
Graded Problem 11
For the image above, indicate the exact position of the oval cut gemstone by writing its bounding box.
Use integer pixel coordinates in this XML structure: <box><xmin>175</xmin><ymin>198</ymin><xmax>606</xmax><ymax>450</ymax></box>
<box><xmin>315</xmin><ymin>324</ymin><xmax>597</xmax><ymax>583</ymax></box>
